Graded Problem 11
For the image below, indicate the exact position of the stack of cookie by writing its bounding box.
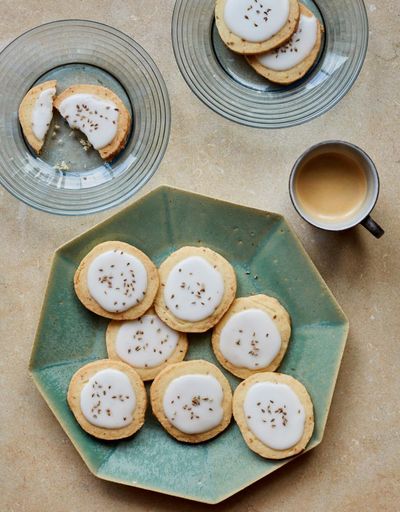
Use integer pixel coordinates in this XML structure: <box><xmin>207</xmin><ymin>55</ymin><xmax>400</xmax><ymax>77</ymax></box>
<box><xmin>68</xmin><ymin>241</ymin><xmax>314</xmax><ymax>459</ymax></box>
<box><xmin>215</xmin><ymin>0</ymin><xmax>323</xmax><ymax>84</ymax></box>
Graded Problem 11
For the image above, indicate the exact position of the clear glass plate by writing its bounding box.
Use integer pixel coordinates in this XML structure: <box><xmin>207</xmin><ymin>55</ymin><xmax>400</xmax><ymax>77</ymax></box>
<box><xmin>0</xmin><ymin>20</ymin><xmax>171</xmax><ymax>215</ymax></box>
<box><xmin>172</xmin><ymin>0</ymin><xmax>368</xmax><ymax>128</ymax></box>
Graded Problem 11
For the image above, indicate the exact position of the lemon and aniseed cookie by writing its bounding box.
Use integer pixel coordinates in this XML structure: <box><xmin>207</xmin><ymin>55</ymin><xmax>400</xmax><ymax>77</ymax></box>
<box><xmin>54</xmin><ymin>84</ymin><xmax>131</xmax><ymax>161</ymax></box>
<box><xmin>247</xmin><ymin>4</ymin><xmax>322</xmax><ymax>84</ymax></box>
<box><xmin>67</xmin><ymin>359</ymin><xmax>147</xmax><ymax>440</ymax></box>
<box><xmin>212</xmin><ymin>294</ymin><xmax>291</xmax><ymax>379</ymax></box>
<box><xmin>154</xmin><ymin>246</ymin><xmax>236</xmax><ymax>333</ymax></box>
<box><xmin>74</xmin><ymin>241</ymin><xmax>159</xmax><ymax>320</ymax></box>
<box><xmin>106</xmin><ymin>308</ymin><xmax>188</xmax><ymax>381</ymax></box>
<box><xmin>18</xmin><ymin>80</ymin><xmax>57</xmax><ymax>154</ymax></box>
<box><xmin>215</xmin><ymin>0</ymin><xmax>300</xmax><ymax>55</ymax></box>
<box><xmin>150</xmin><ymin>360</ymin><xmax>233</xmax><ymax>443</ymax></box>
<box><xmin>233</xmin><ymin>372</ymin><xmax>314</xmax><ymax>459</ymax></box>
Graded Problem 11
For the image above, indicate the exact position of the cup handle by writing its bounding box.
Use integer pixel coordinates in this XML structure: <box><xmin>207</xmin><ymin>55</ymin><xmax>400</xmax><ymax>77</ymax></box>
<box><xmin>361</xmin><ymin>215</ymin><xmax>384</xmax><ymax>238</ymax></box>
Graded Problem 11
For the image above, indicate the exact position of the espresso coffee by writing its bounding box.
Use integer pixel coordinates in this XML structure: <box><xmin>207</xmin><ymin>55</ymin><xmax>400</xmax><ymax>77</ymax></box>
<box><xmin>294</xmin><ymin>152</ymin><xmax>368</xmax><ymax>223</ymax></box>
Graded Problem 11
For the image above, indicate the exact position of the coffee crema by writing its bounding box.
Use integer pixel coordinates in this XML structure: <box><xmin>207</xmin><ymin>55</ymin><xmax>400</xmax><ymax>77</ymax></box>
<box><xmin>294</xmin><ymin>152</ymin><xmax>368</xmax><ymax>223</ymax></box>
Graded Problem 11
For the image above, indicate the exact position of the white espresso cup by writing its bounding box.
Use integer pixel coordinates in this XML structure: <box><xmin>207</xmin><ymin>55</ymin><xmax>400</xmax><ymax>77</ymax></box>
<box><xmin>289</xmin><ymin>140</ymin><xmax>384</xmax><ymax>238</ymax></box>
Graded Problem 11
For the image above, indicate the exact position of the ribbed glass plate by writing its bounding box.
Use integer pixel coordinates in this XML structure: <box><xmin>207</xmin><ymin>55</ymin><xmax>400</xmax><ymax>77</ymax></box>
<box><xmin>172</xmin><ymin>0</ymin><xmax>368</xmax><ymax>128</ymax></box>
<box><xmin>0</xmin><ymin>20</ymin><xmax>171</xmax><ymax>215</ymax></box>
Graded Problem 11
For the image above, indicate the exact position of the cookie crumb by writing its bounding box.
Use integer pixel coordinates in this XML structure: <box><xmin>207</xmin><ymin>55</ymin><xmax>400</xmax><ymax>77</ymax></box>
<box><xmin>79</xmin><ymin>138</ymin><xmax>92</xmax><ymax>151</ymax></box>
<box><xmin>53</xmin><ymin>160</ymin><xmax>70</xmax><ymax>171</ymax></box>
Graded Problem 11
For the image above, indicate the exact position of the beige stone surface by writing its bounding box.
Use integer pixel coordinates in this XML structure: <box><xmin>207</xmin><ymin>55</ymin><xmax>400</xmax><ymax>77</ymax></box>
<box><xmin>0</xmin><ymin>1</ymin><xmax>399</xmax><ymax>511</ymax></box>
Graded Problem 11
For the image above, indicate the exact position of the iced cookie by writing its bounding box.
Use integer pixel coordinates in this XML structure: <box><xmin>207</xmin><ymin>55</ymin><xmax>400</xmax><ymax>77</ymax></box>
<box><xmin>18</xmin><ymin>80</ymin><xmax>57</xmax><ymax>154</ymax></box>
<box><xmin>150</xmin><ymin>360</ymin><xmax>233</xmax><ymax>443</ymax></box>
<box><xmin>233</xmin><ymin>372</ymin><xmax>314</xmax><ymax>458</ymax></box>
<box><xmin>215</xmin><ymin>0</ymin><xmax>300</xmax><ymax>55</ymax></box>
<box><xmin>67</xmin><ymin>359</ymin><xmax>146</xmax><ymax>440</ymax></box>
<box><xmin>74</xmin><ymin>241</ymin><xmax>159</xmax><ymax>320</ymax></box>
<box><xmin>154</xmin><ymin>246</ymin><xmax>236</xmax><ymax>333</ymax></box>
<box><xmin>247</xmin><ymin>4</ymin><xmax>322</xmax><ymax>84</ymax></box>
<box><xmin>54</xmin><ymin>84</ymin><xmax>131</xmax><ymax>161</ymax></box>
<box><xmin>212</xmin><ymin>295</ymin><xmax>291</xmax><ymax>379</ymax></box>
<box><xmin>106</xmin><ymin>309</ymin><xmax>188</xmax><ymax>381</ymax></box>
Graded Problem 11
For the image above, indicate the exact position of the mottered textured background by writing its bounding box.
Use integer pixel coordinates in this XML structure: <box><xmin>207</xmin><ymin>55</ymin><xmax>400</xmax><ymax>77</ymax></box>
<box><xmin>0</xmin><ymin>1</ymin><xmax>399</xmax><ymax>511</ymax></box>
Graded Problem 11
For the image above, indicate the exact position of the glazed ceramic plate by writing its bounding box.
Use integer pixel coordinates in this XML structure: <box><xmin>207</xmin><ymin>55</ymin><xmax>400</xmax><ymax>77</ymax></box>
<box><xmin>172</xmin><ymin>0</ymin><xmax>368</xmax><ymax>128</ymax></box>
<box><xmin>30</xmin><ymin>187</ymin><xmax>348</xmax><ymax>503</ymax></box>
<box><xmin>0</xmin><ymin>20</ymin><xmax>170</xmax><ymax>215</ymax></box>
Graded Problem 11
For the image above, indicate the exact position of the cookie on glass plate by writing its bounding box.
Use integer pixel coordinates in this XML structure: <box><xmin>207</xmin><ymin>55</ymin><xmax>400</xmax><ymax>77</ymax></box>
<box><xmin>247</xmin><ymin>4</ymin><xmax>323</xmax><ymax>84</ymax></box>
<box><xmin>54</xmin><ymin>84</ymin><xmax>131</xmax><ymax>161</ymax></box>
<box><xmin>215</xmin><ymin>0</ymin><xmax>300</xmax><ymax>55</ymax></box>
<box><xmin>18</xmin><ymin>80</ymin><xmax>57</xmax><ymax>154</ymax></box>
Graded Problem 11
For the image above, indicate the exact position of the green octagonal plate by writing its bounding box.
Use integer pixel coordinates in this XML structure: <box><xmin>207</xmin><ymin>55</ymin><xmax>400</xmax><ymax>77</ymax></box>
<box><xmin>29</xmin><ymin>186</ymin><xmax>348</xmax><ymax>503</ymax></box>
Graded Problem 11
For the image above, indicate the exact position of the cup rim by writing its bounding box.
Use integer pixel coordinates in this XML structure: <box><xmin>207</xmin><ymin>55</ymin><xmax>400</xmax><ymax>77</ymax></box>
<box><xmin>289</xmin><ymin>140</ymin><xmax>380</xmax><ymax>232</ymax></box>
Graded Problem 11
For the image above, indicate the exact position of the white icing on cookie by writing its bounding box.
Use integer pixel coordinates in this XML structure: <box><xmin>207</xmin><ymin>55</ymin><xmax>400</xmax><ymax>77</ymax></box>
<box><xmin>87</xmin><ymin>249</ymin><xmax>147</xmax><ymax>313</ymax></box>
<box><xmin>32</xmin><ymin>87</ymin><xmax>56</xmax><ymax>141</ymax></box>
<box><xmin>257</xmin><ymin>14</ymin><xmax>318</xmax><ymax>70</ymax></box>
<box><xmin>58</xmin><ymin>93</ymin><xmax>119</xmax><ymax>149</ymax></box>
<box><xmin>164</xmin><ymin>256</ymin><xmax>224</xmax><ymax>321</ymax></box>
<box><xmin>163</xmin><ymin>374</ymin><xmax>224</xmax><ymax>434</ymax></box>
<box><xmin>244</xmin><ymin>382</ymin><xmax>305</xmax><ymax>450</ymax></box>
<box><xmin>115</xmin><ymin>314</ymin><xmax>180</xmax><ymax>368</ymax></box>
<box><xmin>80</xmin><ymin>368</ymin><xmax>136</xmax><ymax>428</ymax></box>
<box><xmin>219</xmin><ymin>308</ymin><xmax>281</xmax><ymax>369</ymax></box>
<box><xmin>223</xmin><ymin>0</ymin><xmax>290</xmax><ymax>43</ymax></box>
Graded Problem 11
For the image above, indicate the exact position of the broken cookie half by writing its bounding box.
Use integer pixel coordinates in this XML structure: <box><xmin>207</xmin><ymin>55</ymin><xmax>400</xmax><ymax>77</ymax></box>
<box><xmin>18</xmin><ymin>80</ymin><xmax>57</xmax><ymax>155</ymax></box>
<box><xmin>54</xmin><ymin>84</ymin><xmax>131</xmax><ymax>161</ymax></box>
